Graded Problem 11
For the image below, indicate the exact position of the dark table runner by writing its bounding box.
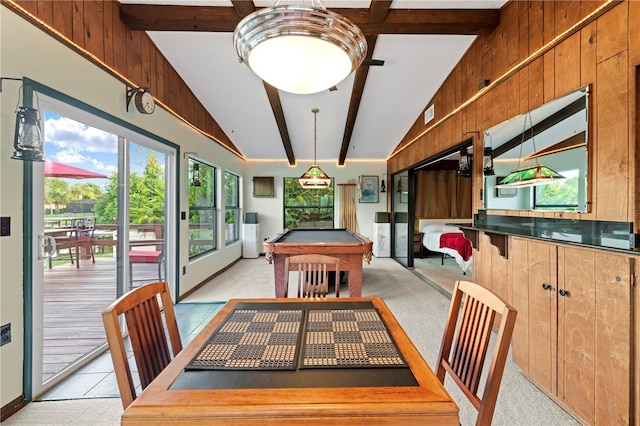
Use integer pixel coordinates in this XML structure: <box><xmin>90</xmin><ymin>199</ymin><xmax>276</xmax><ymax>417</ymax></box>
<box><xmin>188</xmin><ymin>309</ymin><xmax>303</xmax><ymax>370</ymax></box>
<box><xmin>301</xmin><ymin>308</ymin><xmax>406</xmax><ymax>368</ymax></box>
<box><xmin>186</xmin><ymin>302</ymin><xmax>406</xmax><ymax>371</ymax></box>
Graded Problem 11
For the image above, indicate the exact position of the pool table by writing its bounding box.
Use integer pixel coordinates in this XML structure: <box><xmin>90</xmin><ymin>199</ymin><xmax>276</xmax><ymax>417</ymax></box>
<box><xmin>263</xmin><ymin>228</ymin><xmax>373</xmax><ymax>297</ymax></box>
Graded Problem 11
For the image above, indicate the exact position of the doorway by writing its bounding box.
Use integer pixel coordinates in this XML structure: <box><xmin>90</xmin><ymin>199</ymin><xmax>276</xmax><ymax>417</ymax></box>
<box><xmin>392</xmin><ymin>143</ymin><xmax>474</xmax><ymax>293</ymax></box>
<box><xmin>29</xmin><ymin>90</ymin><xmax>177</xmax><ymax>398</ymax></box>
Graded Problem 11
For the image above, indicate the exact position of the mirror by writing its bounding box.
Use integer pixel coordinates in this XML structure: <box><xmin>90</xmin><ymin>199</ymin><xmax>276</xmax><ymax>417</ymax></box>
<box><xmin>483</xmin><ymin>86</ymin><xmax>589</xmax><ymax>212</ymax></box>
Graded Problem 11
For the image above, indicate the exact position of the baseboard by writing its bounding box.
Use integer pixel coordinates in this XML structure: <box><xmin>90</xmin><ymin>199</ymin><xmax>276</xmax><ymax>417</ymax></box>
<box><xmin>1</xmin><ymin>394</ymin><xmax>25</xmax><ymax>422</ymax></box>
<box><xmin>178</xmin><ymin>256</ymin><xmax>244</xmax><ymax>301</ymax></box>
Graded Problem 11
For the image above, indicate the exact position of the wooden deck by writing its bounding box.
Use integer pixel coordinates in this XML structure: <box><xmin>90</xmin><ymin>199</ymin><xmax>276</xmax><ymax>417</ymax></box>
<box><xmin>43</xmin><ymin>257</ymin><xmax>161</xmax><ymax>383</ymax></box>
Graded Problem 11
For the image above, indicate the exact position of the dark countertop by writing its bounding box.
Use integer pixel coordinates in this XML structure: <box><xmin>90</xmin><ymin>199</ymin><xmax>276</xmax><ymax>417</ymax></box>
<box><xmin>459</xmin><ymin>214</ymin><xmax>640</xmax><ymax>256</ymax></box>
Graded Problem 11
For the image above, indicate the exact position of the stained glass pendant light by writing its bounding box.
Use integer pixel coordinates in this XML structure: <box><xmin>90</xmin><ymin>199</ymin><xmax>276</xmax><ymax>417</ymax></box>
<box><xmin>233</xmin><ymin>1</ymin><xmax>367</xmax><ymax>95</ymax></box>
<box><xmin>299</xmin><ymin>108</ymin><xmax>331</xmax><ymax>189</ymax></box>
<box><xmin>496</xmin><ymin>165</ymin><xmax>565</xmax><ymax>187</ymax></box>
<box><xmin>496</xmin><ymin>113</ymin><xmax>565</xmax><ymax>188</ymax></box>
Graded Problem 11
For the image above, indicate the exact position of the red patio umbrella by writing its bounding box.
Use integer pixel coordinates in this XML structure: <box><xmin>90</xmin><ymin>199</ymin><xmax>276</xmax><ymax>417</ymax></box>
<box><xmin>44</xmin><ymin>160</ymin><xmax>108</xmax><ymax>179</ymax></box>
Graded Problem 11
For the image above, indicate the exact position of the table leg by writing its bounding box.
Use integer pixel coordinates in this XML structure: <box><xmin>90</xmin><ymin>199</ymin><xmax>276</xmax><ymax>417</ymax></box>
<box><xmin>75</xmin><ymin>235</ymin><xmax>80</xmax><ymax>269</ymax></box>
<box><xmin>346</xmin><ymin>262</ymin><xmax>362</xmax><ymax>297</ymax></box>
<box><xmin>273</xmin><ymin>257</ymin><xmax>286</xmax><ymax>297</ymax></box>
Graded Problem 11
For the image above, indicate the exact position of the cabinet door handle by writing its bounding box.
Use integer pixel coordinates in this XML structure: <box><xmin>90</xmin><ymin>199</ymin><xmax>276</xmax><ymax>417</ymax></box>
<box><xmin>542</xmin><ymin>283</ymin><xmax>551</xmax><ymax>290</ymax></box>
<box><xmin>559</xmin><ymin>289</ymin><xmax>568</xmax><ymax>296</ymax></box>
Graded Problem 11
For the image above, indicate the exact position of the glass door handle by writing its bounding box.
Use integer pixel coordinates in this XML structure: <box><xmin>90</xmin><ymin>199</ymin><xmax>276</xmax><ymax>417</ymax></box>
<box><xmin>38</xmin><ymin>235</ymin><xmax>57</xmax><ymax>260</ymax></box>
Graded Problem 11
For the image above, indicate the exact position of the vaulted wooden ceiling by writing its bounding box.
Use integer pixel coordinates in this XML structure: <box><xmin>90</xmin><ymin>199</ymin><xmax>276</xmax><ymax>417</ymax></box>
<box><xmin>119</xmin><ymin>1</ymin><xmax>503</xmax><ymax>165</ymax></box>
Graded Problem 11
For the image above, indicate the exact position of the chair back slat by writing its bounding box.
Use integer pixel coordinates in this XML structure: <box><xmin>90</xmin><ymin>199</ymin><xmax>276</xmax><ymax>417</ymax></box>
<box><xmin>284</xmin><ymin>254</ymin><xmax>340</xmax><ymax>298</ymax></box>
<box><xmin>102</xmin><ymin>282</ymin><xmax>182</xmax><ymax>409</ymax></box>
<box><xmin>436</xmin><ymin>280</ymin><xmax>517</xmax><ymax>426</ymax></box>
<box><xmin>125</xmin><ymin>297</ymin><xmax>172</xmax><ymax>388</ymax></box>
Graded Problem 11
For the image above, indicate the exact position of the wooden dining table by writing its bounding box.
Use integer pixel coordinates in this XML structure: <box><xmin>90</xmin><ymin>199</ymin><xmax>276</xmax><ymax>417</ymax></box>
<box><xmin>120</xmin><ymin>297</ymin><xmax>459</xmax><ymax>425</ymax></box>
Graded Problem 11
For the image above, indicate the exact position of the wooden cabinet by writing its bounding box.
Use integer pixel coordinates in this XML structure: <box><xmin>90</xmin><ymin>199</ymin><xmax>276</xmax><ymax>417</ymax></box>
<box><xmin>510</xmin><ymin>237</ymin><xmax>634</xmax><ymax>425</ymax></box>
<box><xmin>413</xmin><ymin>232</ymin><xmax>425</xmax><ymax>258</ymax></box>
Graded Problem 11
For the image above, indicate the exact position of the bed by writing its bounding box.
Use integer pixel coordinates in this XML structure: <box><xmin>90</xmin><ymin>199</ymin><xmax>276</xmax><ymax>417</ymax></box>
<box><xmin>418</xmin><ymin>219</ymin><xmax>473</xmax><ymax>274</ymax></box>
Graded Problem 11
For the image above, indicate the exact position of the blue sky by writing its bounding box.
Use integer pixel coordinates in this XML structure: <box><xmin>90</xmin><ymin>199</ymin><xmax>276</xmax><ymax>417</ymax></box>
<box><xmin>44</xmin><ymin>110</ymin><xmax>163</xmax><ymax>189</ymax></box>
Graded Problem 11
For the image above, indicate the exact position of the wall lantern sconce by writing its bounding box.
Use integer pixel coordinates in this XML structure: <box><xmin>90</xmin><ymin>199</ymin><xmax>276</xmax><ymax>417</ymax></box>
<box><xmin>483</xmin><ymin>132</ymin><xmax>495</xmax><ymax>176</ymax></box>
<box><xmin>483</xmin><ymin>147</ymin><xmax>495</xmax><ymax>176</ymax></box>
<box><xmin>13</xmin><ymin>106</ymin><xmax>44</xmax><ymax>162</ymax></box>
<box><xmin>191</xmin><ymin>163</ymin><xmax>201</xmax><ymax>187</ymax></box>
<box><xmin>457</xmin><ymin>147</ymin><xmax>472</xmax><ymax>177</ymax></box>
<box><xmin>2</xmin><ymin>77</ymin><xmax>44</xmax><ymax>162</ymax></box>
<box><xmin>380</xmin><ymin>179</ymin><xmax>386</xmax><ymax>193</ymax></box>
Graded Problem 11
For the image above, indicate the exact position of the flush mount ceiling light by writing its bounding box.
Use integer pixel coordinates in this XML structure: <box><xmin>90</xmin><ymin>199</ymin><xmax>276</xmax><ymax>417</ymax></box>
<box><xmin>299</xmin><ymin>108</ymin><xmax>331</xmax><ymax>189</ymax></box>
<box><xmin>233</xmin><ymin>1</ymin><xmax>367</xmax><ymax>95</ymax></box>
<box><xmin>496</xmin><ymin>112</ymin><xmax>565</xmax><ymax>188</ymax></box>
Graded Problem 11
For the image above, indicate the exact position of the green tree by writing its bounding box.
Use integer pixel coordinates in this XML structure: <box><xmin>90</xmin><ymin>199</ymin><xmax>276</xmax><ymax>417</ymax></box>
<box><xmin>130</xmin><ymin>155</ymin><xmax>165</xmax><ymax>223</ymax></box>
<box><xmin>45</xmin><ymin>178</ymin><xmax>70</xmax><ymax>212</ymax></box>
<box><xmin>72</xmin><ymin>182</ymin><xmax>103</xmax><ymax>200</ymax></box>
<box><xmin>94</xmin><ymin>153</ymin><xmax>165</xmax><ymax>224</ymax></box>
<box><xmin>94</xmin><ymin>173</ymin><xmax>119</xmax><ymax>224</ymax></box>
<box><xmin>283</xmin><ymin>178</ymin><xmax>334</xmax><ymax>229</ymax></box>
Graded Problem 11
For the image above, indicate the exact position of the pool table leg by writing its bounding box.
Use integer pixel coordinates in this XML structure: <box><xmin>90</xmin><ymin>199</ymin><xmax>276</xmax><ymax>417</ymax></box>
<box><xmin>273</xmin><ymin>257</ymin><xmax>287</xmax><ymax>298</ymax></box>
<box><xmin>345</xmin><ymin>259</ymin><xmax>362</xmax><ymax>297</ymax></box>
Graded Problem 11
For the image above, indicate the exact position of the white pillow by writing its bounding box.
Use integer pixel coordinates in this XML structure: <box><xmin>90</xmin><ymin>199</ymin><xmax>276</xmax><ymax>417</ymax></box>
<box><xmin>441</xmin><ymin>225</ymin><xmax>463</xmax><ymax>234</ymax></box>
<box><xmin>422</xmin><ymin>224</ymin><xmax>445</xmax><ymax>234</ymax></box>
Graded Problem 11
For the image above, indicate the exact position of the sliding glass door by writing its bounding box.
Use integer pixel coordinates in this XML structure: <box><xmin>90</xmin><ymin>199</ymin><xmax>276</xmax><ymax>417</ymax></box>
<box><xmin>392</xmin><ymin>171</ymin><xmax>411</xmax><ymax>267</ymax></box>
<box><xmin>30</xmin><ymin>91</ymin><xmax>176</xmax><ymax>398</ymax></box>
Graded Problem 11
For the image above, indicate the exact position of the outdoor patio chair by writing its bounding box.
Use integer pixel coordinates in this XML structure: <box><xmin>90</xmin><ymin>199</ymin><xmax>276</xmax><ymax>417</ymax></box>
<box><xmin>71</xmin><ymin>217</ymin><xmax>96</xmax><ymax>267</ymax></box>
<box><xmin>48</xmin><ymin>217</ymin><xmax>95</xmax><ymax>268</ymax></box>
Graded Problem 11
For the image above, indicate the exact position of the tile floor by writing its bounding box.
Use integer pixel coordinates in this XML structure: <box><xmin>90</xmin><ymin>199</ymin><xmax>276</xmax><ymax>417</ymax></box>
<box><xmin>37</xmin><ymin>302</ymin><xmax>223</xmax><ymax>401</ymax></box>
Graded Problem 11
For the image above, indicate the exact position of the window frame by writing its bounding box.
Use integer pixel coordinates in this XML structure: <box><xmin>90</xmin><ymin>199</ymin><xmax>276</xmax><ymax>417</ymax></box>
<box><xmin>283</xmin><ymin>177</ymin><xmax>335</xmax><ymax>229</ymax></box>
<box><xmin>224</xmin><ymin>170</ymin><xmax>241</xmax><ymax>246</ymax></box>
<box><xmin>533</xmin><ymin>168</ymin><xmax>580</xmax><ymax>211</ymax></box>
<box><xmin>188</xmin><ymin>158</ymin><xmax>217</xmax><ymax>259</ymax></box>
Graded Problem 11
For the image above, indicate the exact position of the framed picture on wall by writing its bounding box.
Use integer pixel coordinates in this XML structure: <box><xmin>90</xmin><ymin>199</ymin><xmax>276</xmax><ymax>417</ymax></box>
<box><xmin>253</xmin><ymin>176</ymin><xmax>274</xmax><ymax>197</ymax></box>
<box><xmin>359</xmin><ymin>175</ymin><xmax>379</xmax><ymax>203</ymax></box>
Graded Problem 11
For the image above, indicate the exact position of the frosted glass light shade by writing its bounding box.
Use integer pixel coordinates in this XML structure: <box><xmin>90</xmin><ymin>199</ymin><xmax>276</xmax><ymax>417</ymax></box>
<box><xmin>234</xmin><ymin>5</ymin><xmax>367</xmax><ymax>95</ymax></box>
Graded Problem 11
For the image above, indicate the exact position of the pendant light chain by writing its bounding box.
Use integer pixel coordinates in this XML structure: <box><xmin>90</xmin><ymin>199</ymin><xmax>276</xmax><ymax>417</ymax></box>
<box><xmin>312</xmin><ymin>107</ymin><xmax>319</xmax><ymax>164</ymax></box>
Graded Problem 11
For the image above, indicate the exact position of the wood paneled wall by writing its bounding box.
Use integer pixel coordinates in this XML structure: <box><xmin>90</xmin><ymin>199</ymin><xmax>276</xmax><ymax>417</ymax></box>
<box><xmin>5</xmin><ymin>0</ymin><xmax>240</xmax><ymax>156</ymax></box>
<box><xmin>388</xmin><ymin>0</ymin><xmax>638</xmax><ymax>228</ymax></box>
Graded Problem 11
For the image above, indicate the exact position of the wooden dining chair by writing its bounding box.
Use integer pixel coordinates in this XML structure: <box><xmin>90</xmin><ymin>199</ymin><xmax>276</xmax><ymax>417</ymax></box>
<box><xmin>101</xmin><ymin>281</ymin><xmax>182</xmax><ymax>409</ymax></box>
<box><xmin>284</xmin><ymin>254</ymin><xmax>340</xmax><ymax>298</ymax></box>
<box><xmin>436</xmin><ymin>280</ymin><xmax>517</xmax><ymax>426</ymax></box>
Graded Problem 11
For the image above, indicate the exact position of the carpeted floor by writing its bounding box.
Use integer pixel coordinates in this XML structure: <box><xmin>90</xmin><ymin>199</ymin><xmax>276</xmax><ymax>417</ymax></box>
<box><xmin>4</xmin><ymin>257</ymin><xmax>579</xmax><ymax>426</ymax></box>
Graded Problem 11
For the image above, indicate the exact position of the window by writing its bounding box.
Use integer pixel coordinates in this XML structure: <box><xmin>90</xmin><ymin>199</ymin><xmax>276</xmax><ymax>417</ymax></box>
<box><xmin>534</xmin><ymin>169</ymin><xmax>580</xmax><ymax>210</ymax></box>
<box><xmin>188</xmin><ymin>158</ymin><xmax>216</xmax><ymax>258</ymax></box>
<box><xmin>283</xmin><ymin>177</ymin><xmax>334</xmax><ymax>229</ymax></box>
<box><xmin>225</xmin><ymin>171</ymin><xmax>240</xmax><ymax>245</ymax></box>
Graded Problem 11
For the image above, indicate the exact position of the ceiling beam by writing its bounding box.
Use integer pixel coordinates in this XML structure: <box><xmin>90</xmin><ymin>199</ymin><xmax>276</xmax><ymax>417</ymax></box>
<box><xmin>491</xmin><ymin>96</ymin><xmax>587</xmax><ymax>158</ymax></box>
<box><xmin>230</xmin><ymin>0</ymin><xmax>255</xmax><ymax>18</ymax></box>
<box><xmin>119</xmin><ymin>5</ymin><xmax>499</xmax><ymax>35</ymax></box>
<box><xmin>339</xmin><ymin>1</ymin><xmax>391</xmax><ymax>165</ymax></box>
<box><xmin>264</xmin><ymin>83</ymin><xmax>296</xmax><ymax>165</ymax></box>
<box><xmin>339</xmin><ymin>36</ymin><xmax>378</xmax><ymax>166</ymax></box>
<box><xmin>118</xmin><ymin>3</ymin><xmax>500</xmax><ymax>163</ymax></box>
<box><xmin>231</xmin><ymin>0</ymin><xmax>294</xmax><ymax>165</ymax></box>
